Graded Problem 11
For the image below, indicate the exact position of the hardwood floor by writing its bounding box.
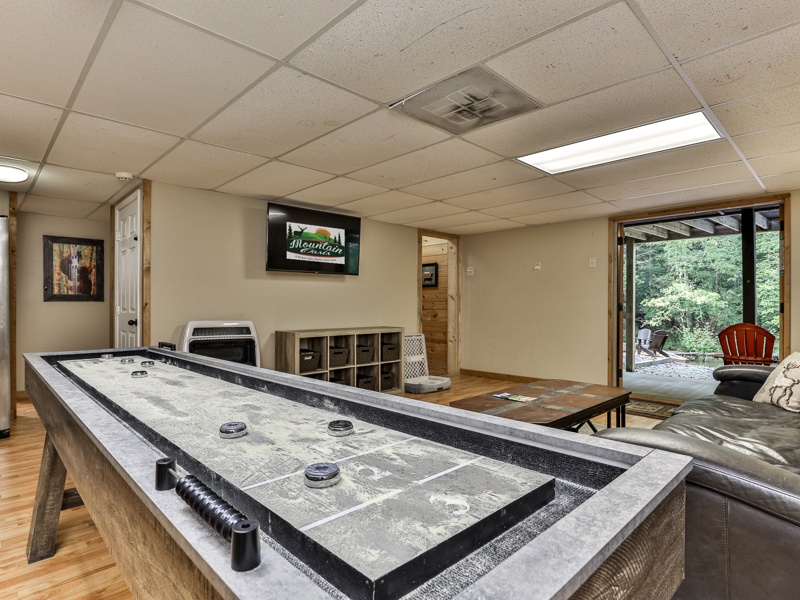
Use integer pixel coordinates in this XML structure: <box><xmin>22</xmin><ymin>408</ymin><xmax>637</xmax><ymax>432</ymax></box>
<box><xmin>1</xmin><ymin>375</ymin><xmax>657</xmax><ymax>598</ymax></box>
<box><xmin>0</xmin><ymin>400</ymin><xmax>131</xmax><ymax>600</ymax></box>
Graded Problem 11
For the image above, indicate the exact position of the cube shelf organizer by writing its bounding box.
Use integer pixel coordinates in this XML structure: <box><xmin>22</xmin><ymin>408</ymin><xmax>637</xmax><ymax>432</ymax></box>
<box><xmin>275</xmin><ymin>327</ymin><xmax>405</xmax><ymax>395</ymax></box>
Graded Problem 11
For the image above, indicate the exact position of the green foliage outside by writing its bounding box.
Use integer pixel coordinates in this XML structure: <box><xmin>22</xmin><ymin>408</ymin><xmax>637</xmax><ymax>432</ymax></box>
<box><xmin>632</xmin><ymin>231</ymin><xmax>780</xmax><ymax>353</ymax></box>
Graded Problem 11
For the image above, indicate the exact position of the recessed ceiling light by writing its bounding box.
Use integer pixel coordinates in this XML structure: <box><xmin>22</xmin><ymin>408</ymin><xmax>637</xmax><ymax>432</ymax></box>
<box><xmin>517</xmin><ymin>111</ymin><xmax>721</xmax><ymax>174</ymax></box>
<box><xmin>0</xmin><ymin>165</ymin><xmax>29</xmax><ymax>183</ymax></box>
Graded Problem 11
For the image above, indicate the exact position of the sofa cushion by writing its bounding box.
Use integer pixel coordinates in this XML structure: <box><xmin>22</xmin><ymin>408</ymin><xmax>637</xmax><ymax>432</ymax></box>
<box><xmin>753</xmin><ymin>351</ymin><xmax>800</xmax><ymax>412</ymax></box>
<box><xmin>655</xmin><ymin>411</ymin><xmax>800</xmax><ymax>472</ymax></box>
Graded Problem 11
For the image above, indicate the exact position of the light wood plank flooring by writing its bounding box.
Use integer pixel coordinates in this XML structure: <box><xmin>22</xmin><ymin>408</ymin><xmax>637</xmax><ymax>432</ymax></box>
<box><xmin>1</xmin><ymin>375</ymin><xmax>656</xmax><ymax>598</ymax></box>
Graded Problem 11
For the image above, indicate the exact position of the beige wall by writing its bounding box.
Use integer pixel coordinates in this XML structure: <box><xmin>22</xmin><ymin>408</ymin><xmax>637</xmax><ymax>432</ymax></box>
<box><xmin>461</xmin><ymin>217</ymin><xmax>609</xmax><ymax>384</ymax></box>
<box><xmin>0</xmin><ymin>191</ymin><xmax>8</xmax><ymax>214</ymax></box>
<box><xmin>149</xmin><ymin>182</ymin><xmax>419</xmax><ymax>369</ymax></box>
<box><xmin>17</xmin><ymin>212</ymin><xmax>110</xmax><ymax>390</ymax></box>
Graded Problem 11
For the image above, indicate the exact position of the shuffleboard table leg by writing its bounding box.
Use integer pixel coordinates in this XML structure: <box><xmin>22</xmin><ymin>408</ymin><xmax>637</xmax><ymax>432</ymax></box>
<box><xmin>27</xmin><ymin>433</ymin><xmax>68</xmax><ymax>563</ymax></box>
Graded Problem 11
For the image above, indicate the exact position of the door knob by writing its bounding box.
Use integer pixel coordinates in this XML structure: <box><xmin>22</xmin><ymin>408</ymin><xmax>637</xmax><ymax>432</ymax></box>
<box><xmin>128</xmin><ymin>319</ymin><xmax>138</xmax><ymax>326</ymax></box>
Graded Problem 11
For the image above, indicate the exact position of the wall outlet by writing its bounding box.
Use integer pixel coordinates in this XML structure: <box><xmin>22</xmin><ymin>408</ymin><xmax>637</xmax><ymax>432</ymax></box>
<box><xmin>534</xmin><ymin>261</ymin><xmax>542</xmax><ymax>271</ymax></box>
<box><xmin>589</xmin><ymin>257</ymin><xmax>597</xmax><ymax>268</ymax></box>
<box><xmin>466</xmin><ymin>266</ymin><xmax>475</xmax><ymax>276</ymax></box>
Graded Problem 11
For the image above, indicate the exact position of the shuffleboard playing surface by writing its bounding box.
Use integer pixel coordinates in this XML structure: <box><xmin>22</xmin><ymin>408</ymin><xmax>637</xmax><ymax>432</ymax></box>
<box><xmin>58</xmin><ymin>356</ymin><xmax>555</xmax><ymax>599</ymax></box>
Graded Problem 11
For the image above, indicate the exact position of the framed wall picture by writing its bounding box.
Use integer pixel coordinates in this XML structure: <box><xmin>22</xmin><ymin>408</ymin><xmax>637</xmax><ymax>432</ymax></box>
<box><xmin>422</xmin><ymin>263</ymin><xmax>438</xmax><ymax>288</ymax></box>
<box><xmin>43</xmin><ymin>235</ymin><xmax>104</xmax><ymax>302</ymax></box>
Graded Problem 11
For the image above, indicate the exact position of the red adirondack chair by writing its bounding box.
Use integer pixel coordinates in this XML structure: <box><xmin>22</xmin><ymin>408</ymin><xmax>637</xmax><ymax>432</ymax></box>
<box><xmin>718</xmin><ymin>323</ymin><xmax>776</xmax><ymax>366</ymax></box>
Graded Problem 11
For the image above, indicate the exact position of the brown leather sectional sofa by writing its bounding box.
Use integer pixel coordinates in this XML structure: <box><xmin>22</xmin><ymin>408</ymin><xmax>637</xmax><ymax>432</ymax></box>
<box><xmin>597</xmin><ymin>366</ymin><xmax>800</xmax><ymax>600</ymax></box>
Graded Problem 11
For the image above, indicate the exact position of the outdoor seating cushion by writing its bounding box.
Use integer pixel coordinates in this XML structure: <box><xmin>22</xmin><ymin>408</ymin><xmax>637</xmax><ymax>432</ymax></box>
<box><xmin>752</xmin><ymin>351</ymin><xmax>800</xmax><ymax>412</ymax></box>
<box><xmin>656</xmin><ymin>396</ymin><xmax>800</xmax><ymax>474</ymax></box>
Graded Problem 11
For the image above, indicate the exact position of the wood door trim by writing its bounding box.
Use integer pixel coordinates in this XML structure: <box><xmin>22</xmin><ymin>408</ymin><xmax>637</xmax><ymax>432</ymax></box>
<box><xmin>142</xmin><ymin>180</ymin><xmax>151</xmax><ymax>347</ymax></box>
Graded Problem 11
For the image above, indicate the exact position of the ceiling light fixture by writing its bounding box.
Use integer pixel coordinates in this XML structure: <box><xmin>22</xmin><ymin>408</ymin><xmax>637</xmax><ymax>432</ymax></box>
<box><xmin>0</xmin><ymin>165</ymin><xmax>29</xmax><ymax>183</ymax></box>
<box><xmin>517</xmin><ymin>111</ymin><xmax>721</xmax><ymax>174</ymax></box>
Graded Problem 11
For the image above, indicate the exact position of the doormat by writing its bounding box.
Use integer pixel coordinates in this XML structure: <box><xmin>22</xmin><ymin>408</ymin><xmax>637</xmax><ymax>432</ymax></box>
<box><xmin>626</xmin><ymin>399</ymin><xmax>678</xmax><ymax>420</ymax></box>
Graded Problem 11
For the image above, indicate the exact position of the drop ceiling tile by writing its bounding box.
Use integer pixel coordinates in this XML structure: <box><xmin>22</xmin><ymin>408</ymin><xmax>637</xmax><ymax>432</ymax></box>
<box><xmin>285</xmin><ymin>177</ymin><xmax>388</xmax><ymax>207</ymax></box>
<box><xmin>0</xmin><ymin>96</ymin><xmax>63</xmax><ymax>162</ymax></box>
<box><xmin>215</xmin><ymin>161</ymin><xmax>335</xmax><ymax>199</ymax></box>
<box><xmin>712</xmin><ymin>83</ymin><xmax>800</xmax><ymax>136</ymax></box>
<box><xmin>49</xmin><ymin>112</ymin><xmax>180</xmax><ymax>175</ymax></box>
<box><xmin>32</xmin><ymin>165</ymin><xmax>125</xmax><ymax>202</ymax></box>
<box><xmin>408</xmin><ymin>211</ymin><xmax>499</xmax><ymax>231</ymax></box>
<box><xmin>761</xmin><ymin>171</ymin><xmax>800</xmax><ymax>192</ymax></box>
<box><xmin>138</xmin><ymin>0</ymin><xmax>359</xmax><ymax>58</ymax></box>
<box><xmin>556</xmin><ymin>140</ymin><xmax>741</xmax><ymax>189</ymax></box>
<box><xmin>141</xmin><ymin>141</ymin><xmax>266</xmax><ymax>189</ymax></box>
<box><xmin>0</xmin><ymin>1</ymin><xmax>113</xmax><ymax>105</ymax></box>
<box><xmin>444</xmin><ymin>177</ymin><xmax>574</xmax><ymax>210</ymax></box>
<box><xmin>511</xmin><ymin>202</ymin><xmax>620</xmax><ymax>225</ymax></box>
<box><xmin>683</xmin><ymin>23</ymin><xmax>800</xmax><ymax>105</ymax></box>
<box><xmin>370</xmin><ymin>202</ymin><xmax>466</xmax><ymax>225</ymax></box>
<box><xmin>464</xmin><ymin>69</ymin><xmax>700</xmax><ymax>157</ymax></box>
<box><xmin>20</xmin><ymin>195</ymin><xmax>101</xmax><ymax>219</ymax></box>
<box><xmin>734</xmin><ymin>123</ymin><xmax>800</xmax><ymax>158</ymax></box>
<box><xmin>401</xmin><ymin>160</ymin><xmax>540</xmax><ymax>200</ymax></box>
<box><xmin>73</xmin><ymin>2</ymin><xmax>275</xmax><ymax>135</ymax></box>
<box><xmin>281</xmin><ymin>110</ymin><xmax>448</xmax><ymax>174</ymax></box>
<box><xmin>439</xmin><ymin>219</ymin><xmax>526</xmax><ymax>235</ymax></box>
<box><xmin>487</xmin><ymin>3</ymin><xmax>669</xmax><ymax>105</ymax></box>
<box><xmin>482</xmin><ymin>191</ymin><xmax>601</xmax><ymax>218</ymax></box>
<box><xmin>636</xmin><ymin>0</ymin><xmax>800</xmax><ymax>60</ymax></box>
<box><xmin>350</xmin><ymin>139</ymin><xmax>502</xmax><ymax>188</ymax></box>
<box><xmin>291</xmin><ymin>0</ymin><xmax>608</xmax><ymax>102</ymax></box>
<box><xmin>748</xmin><ymin>152</ymin><xmax>800</xmax><ymax>178</ymax></box>
<box><xmin>85</xmin><ymin>205</ymin><xmax>112</xmax><ymax>222</ymax></box>
<box><xmin>193</xmin><ymin>67</ymin><xmax>377</xmax><ymax>158</ymax></box>
<box><xmin>588</xmin><ymin>162</ymin><xmax>754</xmax><ymax>201</ymax></box>
<box><xmin>608</xmin><ymin>179</ymin><xmax>765</xmax><ymax>212</ymax></box>
<box><xmin>335</xmin><ymin>191</ymin><xmax>431</xmax><ymax>217</ymax></box>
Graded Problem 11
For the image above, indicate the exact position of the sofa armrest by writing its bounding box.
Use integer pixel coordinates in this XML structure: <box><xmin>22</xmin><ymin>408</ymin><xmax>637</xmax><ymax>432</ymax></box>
<box><xmin>712</xmin><ymin>365</ymin><xmax>775</xmax><ymax>400</ymax></box>
<box><xmin>596</xmin><ymin>427</ymin><xmax>800</xmax><ymax>525</ymax></box>
<box><xmin>713</xmin><ymin>365</ymin><xmax>775</xmax><ymax>383</ymax></box>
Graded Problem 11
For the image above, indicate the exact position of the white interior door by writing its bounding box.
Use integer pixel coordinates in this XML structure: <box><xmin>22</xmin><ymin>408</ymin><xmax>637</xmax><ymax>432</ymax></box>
<box><xmin>115</xmin><ymin>190</ymin><xmax>142</xmax><ymax>348</ymax></box>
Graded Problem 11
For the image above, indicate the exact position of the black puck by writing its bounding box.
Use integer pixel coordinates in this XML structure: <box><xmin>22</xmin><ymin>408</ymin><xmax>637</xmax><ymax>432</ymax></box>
<box><xmin>120</xmin><ymin>357</ymin><xmax>135</xmax><ymax>364</ymax></box>
<box><xmin>131</xmin><ymin>370</ymin><xmax>148</xmax><ymax>378</ymax></box>
<box><xmin>220</xmin><ymin>422</ymin><xmax>248</xmax><ymax>439</ymax></box>
<box><xmin>141</xmin><ymin>360</ymin><xmax>155</xmax><ymax>367</ymax></box>
<box><xmin>327</xmin><ymin>420</ymin><xmax>354</xmax><ymax>437</ymax></box>
<box><xmin>304</xmin><ymin>463</ymin><xmax>341</xmax><ymax>488</ymax></box>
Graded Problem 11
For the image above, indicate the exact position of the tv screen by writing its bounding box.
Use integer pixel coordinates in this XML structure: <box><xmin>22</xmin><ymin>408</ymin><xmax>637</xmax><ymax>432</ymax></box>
<box><xmin>266</xmin><ymin>203</ymin><xmax>361</xmax><ymax>275</ymax></box>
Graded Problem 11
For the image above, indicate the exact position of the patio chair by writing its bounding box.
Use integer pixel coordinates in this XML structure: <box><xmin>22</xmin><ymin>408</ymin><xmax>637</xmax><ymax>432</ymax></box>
<box><xmin>403</xmin><ymin>334</ymin><xmax>451</xmax><ymax>393</ymax></box>
<box><xmin>649</xmin><ymin>330</ymin><xmax>670</xmax><ymax>358</ymax></box>
<box><xmin>718</xmin><ymin>323</ymin><xmax>775</xmax><ymax>366</ymax></box>
<box><xmin>636</xmin><ymin>328</ymin><xmax>656</xmax><ymax>357</ymax></box>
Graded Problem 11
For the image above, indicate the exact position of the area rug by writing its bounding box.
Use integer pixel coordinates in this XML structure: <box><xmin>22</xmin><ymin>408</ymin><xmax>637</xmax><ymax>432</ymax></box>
<box><xmin>626</xmin><ymin>399</ymin><xmax>681</xmax><ymax>420</ymax></box>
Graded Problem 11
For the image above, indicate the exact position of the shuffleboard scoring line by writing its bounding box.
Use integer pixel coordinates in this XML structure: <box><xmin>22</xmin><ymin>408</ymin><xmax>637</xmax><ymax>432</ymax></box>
<box><xmin>240</xmin><ymin>436</ymin><xmax>416</xmax><ymax>491</ymax></box>
<box><xmin>298</xmin><ymin>457</ymin><xmax>486</xmax><ymax>533</ymax></box>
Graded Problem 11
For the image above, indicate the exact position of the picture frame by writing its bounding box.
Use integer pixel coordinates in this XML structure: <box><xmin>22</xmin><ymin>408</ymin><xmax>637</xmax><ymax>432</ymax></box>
<box><xmin>421</xmin><ymin>262</ymin><xmax>438</xmax><ymax>288</ymax></box>
<box><xmin>43</xmin><ymin>235</ymin><xmax>104</xmax><ymax>302</ymax></box>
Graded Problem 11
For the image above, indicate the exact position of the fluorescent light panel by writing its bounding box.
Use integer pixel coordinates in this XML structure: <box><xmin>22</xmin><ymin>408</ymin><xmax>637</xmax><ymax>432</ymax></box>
<box><xmin>518</xmin><ymin>112</ymin><xmax>721</xmax><ymax>174</ymax></box>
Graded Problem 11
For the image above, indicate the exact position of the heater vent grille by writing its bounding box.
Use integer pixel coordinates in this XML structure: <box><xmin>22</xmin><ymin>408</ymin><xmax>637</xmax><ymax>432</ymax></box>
<box><xmin>391</xmin><ymin>67</ymin><xmax>539</xmax><ymax>134</ymax></box>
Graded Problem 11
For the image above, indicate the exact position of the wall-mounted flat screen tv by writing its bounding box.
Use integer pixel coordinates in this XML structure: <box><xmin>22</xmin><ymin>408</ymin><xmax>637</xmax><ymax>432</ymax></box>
<box><xmin>266</xmin><ymin>203</ymin><xmax>361</xmax><ymax>275</ymax></box>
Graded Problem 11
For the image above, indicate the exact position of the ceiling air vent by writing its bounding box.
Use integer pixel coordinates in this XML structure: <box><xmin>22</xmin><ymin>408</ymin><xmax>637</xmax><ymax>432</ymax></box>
<box><xmin>390</xmin><ymin>66</ymin><xmax>540</xmax><ymax>135</ymax></box>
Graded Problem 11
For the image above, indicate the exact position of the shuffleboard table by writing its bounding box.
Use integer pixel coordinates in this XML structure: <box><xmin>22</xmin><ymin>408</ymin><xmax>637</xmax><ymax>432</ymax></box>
<box><xmin>24</xmin><ymin>348</ymin><xmax>691</xmax><ymax>600</ymax></box>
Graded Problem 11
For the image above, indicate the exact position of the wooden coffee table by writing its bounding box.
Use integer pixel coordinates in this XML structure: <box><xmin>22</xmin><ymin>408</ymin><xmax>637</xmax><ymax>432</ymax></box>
<box><xmin>449</xmin><ymin>379</ymin><xmax>630</xmax><ymax>432</ymax></box>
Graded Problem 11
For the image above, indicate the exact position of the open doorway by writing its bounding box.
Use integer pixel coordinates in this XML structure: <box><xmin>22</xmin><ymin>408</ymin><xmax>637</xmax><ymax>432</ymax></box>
<box><xmin>418</xmin><ymin>230</ymin><xmax>460</xmax><ymax>376</ymax></box>
<box><xmin>613</xmin><ymin>199</ymin><xmax>788</xmax><ymax>408</ymax></box>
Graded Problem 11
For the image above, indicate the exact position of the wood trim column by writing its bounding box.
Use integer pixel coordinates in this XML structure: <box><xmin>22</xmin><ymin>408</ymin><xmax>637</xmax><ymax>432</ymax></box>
<box><xmin>781</xmin><ymin>200</ymin><xmax>791</xmax><ymax>358</ymax></box>
<box><xmin>9</xmin><ymin>192</ymin><xmax>16</xmax><ymax>416</ymax></box>
<box><xmin>142</xmin><ymin>180</ymin><xmax>151</xmax><ymax>347</ymax></box>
